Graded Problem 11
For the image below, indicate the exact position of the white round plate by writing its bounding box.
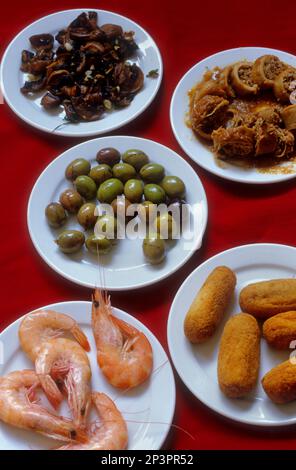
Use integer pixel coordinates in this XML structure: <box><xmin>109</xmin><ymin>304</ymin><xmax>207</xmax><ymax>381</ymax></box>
<box><xmin>168</xmin><ymin>243</ymin><xmax>296</xmax><ymax>426</ymax></box>
<box><xmin>0</xmin><ymin>9</ymin><xmax>162</xmax><ymax>137</ymax></box>
<box><xmin>0</xmin><ymin>300</ymin><xmax>175</xmax><ymax>450</ymax></box>
<box><xmin>27</xmin><ymin>135</ymin><xmax>208</xmax><ymax>291</ymax></box>
<box><xmin>170</xmin><ymin>47</ymin><xmax>296</xmax><ymax>184</ymax></box>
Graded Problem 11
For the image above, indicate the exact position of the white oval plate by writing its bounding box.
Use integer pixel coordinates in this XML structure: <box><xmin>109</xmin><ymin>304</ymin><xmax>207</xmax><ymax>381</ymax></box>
<box><xmin>0</xmin><ymin>300</ymin><xmax>175</xmax><ymax>450</ymax></box>
<box><xmin>170</xmin><ymin>47</ymin><xmax>296</xmax><ymax>184</ymax></box>
<box><xmin>27</xmin><ymin>135</ymin><xmax>208</xmax><ymax>291</ymax></box>
<box><xmin>0</xmin><ymin>9</ymin><xmax>162</xmax><ymax>137</ymax></box>
<box><xmin>168</xmin><ymin>243</ymin><xmax>296</xmax><ymax>427</ymax></box>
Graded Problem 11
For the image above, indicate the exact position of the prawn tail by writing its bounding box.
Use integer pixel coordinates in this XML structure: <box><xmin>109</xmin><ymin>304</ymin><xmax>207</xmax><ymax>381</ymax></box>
<box><xmin>71</xmin><ymin>324</ymin><xmax>91</xmax><ymax>352</ymax></box>
<box><xmin>38</xmin><ymin>373</ymin><xmax>63</xmax><ymax>409</ymax></box>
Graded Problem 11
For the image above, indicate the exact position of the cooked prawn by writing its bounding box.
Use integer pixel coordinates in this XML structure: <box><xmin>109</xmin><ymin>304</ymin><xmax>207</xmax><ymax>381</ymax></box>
<box><xmin>0</xmin><ymin>370</ymin><xmax>86</xmax><ymax>442</ymax></box>
<box><xmin>19</xmin><ymin>309</ymin><xmax>90</xmax><ymax>362</ymax></box>
<box><xmin>91</xmin><ymin>288</ymin><xmax>153</xmax><ymax>389</ymax></box>
<box><xmin>35</xmin><ymin>338</ymin><xmax>91</xmax><ymax>427</ymax></box>
<box><xmin>58</xmin><ymin>392</ymin><xmax>128</xmax><ymax>450</ymax></box>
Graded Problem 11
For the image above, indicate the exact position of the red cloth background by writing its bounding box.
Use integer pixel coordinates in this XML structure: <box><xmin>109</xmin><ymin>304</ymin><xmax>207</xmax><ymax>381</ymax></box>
<box><xmin>1</xmin><ymin>0</ymin><xmax>296</xmax><ymax>450</ymax></box>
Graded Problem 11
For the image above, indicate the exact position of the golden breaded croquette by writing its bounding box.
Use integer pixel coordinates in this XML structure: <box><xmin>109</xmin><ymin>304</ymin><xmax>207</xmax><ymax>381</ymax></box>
<box><xmin>263</xmin><ymin>311</ymin><xmax>296</xmax><ymax>350</ymax></box>
<box><xmin>184</xmin><ymin>266</ymin><xmax>236</xmax><ymax>343</ymax></box>
<box><xmin>239</xmin><ymin>279</ymin><xmax>296</xmax><ymax>319</ymax></box>
<box><xmin>262</xmin><ymin>360</ymin><xmax>296</xmax><ymax>404</ymax></box>
<box><xmin>218</xmin><ymin>313</ymin><xmax>260</xmax><ymax>398</ymax></box>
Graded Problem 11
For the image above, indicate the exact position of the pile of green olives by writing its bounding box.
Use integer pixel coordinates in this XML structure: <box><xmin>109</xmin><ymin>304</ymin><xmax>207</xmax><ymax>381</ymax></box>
<box><xmin>45</xmin><ymin>147</ymin><xmax>187</xmax><ymax>263</ymax></box>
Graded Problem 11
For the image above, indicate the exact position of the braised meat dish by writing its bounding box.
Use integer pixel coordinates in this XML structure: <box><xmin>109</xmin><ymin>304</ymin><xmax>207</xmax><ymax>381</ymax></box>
<box><xmin>20</xmin><ymin>11</ymin><xmax>144</xmax><ymax>122</ymax></box>
<box><xmin>189</xmin><ymin>55</ymin><xmax>296</xmax><ymax>161</ymax></box>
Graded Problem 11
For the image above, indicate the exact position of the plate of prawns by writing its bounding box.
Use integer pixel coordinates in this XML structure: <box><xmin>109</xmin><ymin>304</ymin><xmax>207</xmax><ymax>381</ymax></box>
<box><xmin>0</xmin><ymin>288</ymin><xmax>175</xmax><ymax>450</ymax></box>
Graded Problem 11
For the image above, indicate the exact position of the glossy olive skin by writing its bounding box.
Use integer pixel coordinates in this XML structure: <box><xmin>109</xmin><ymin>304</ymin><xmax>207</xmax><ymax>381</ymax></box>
<box><xmin>122</xmin><ymin>149</ymin><xmax>149</xmax><ymax>171</ymax></box>
<box><xmin>96</xmin><ymin>148</ymin><xmax>121</xmax><ymax>166</ymax></box>
<box><xmin>77</xmin><ymin>202</ymin><xmax>97</xmax><ymax>229</ymax></box>
<box><xmin>59</xmin><ymin>189</ymin><xmax>84</xmax><ymax>214</ymax></box>
<box><xmin>143</xmin><ymin>234</ymin><xmax>166</xmax><ymax>264</ymax></box>
<box><xmin>112</xmin><ymin>163</ymin><xmax>136</xmax><ymax>183</ymax></box>
<box><xmin>124</xmin><ymin>179</ymin><xmax>144</xmax><ymax>203</ymax></box>
<box><xmin>161</xmin><ymin>175</ymin><xmax>186</xmax><ymax>199</ymax></box>
<box><xmin>111</xmin><ymin>196</ymin><xmax>134</xmax><ymax>221</ymax></box>
<box><xmin>75</xmin><ymin>175</ymin><xmax>97</xmax><ymax>200</ymax></box>
<box><xmin>85</xmin><ymin>234</ymin><xmax>112</xmax><ymax>254</ymax></box>
<box><xmin>95</xmin><ymin>214</ymin><xmax>117</xmax><ymax>239</ymax></box>
<box><xmin>137</xmin><ymin>201</ymin><xmax>157</xmax><ymax>225</ymax></box>
<box><xmin>45</xmin><ymin>202</ymin><xmax>67</xmax><ymax>228</ymax></box>
<box><xmin>65</xmin><ymin>158</ymin><xmax>91</xmax><ymax>180</ymax></box>
<box><xmin>140</xmin><ymin>163</ymin><xmax>165</xmax><ymax>183</ymax></box>
<box><xmin>89</xmin><ymin>164</ymin><xmax>112</xmax><ymax>185</ymax></box>
<box><xmin>97</xmin><ymin>178</ymin><xmax>124</xmax><ymax>203</ymax></box>
<box><xmin>155</xmin><ymin>213</ymin><xmax>176</xmax><ymax>239</ymax></box>
<box><xmin>144</xmin><ymin>184</ymin><xmax>166</xmax><ymax>204</ymax></box>
<box><xmin>55</xmin><ymin>230</ymin><xmax>85</xmax><ymax>254</ymax></box>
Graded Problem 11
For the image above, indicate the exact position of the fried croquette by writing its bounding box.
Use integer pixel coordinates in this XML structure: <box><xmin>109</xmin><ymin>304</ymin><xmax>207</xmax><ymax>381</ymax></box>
<box><xmin>239</xmin><ymin>279</ymin><xmax>296</xmax><ymax>319</ymax></box>
<box><xmin>263</xmin><ymin>311</ymin><xmax>296</xmax><ymax>350</ymax></box>
<box><xmin>262</xmin><ymin>360</ymin><xmax>296</xmax><ymax>403</ymax></box>
<box><xmin>218</xmin><ymin>313</ymin><xmax>260</xmax><ymax>398</ymax></box>
<box><xmin>184</xmin><ymin>266</ymin><xmax>236</xmax><ymax>343</ymax></box>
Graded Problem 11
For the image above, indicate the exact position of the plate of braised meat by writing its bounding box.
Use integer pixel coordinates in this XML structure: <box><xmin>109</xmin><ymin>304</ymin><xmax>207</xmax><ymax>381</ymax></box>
<box><xmin>1</xmin><ymin>9</ymin><xmax>162</xmax><ymax>137</ymax></box>
<box><xmin>170</xmin><ymin>47</ymin><xmax>296</xmax><ymax>184</ymax></box>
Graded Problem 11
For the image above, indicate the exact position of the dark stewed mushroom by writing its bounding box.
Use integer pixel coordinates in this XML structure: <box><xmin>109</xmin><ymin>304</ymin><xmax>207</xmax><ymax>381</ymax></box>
<box><xmin>20</xmin><ymin>11</ymin><xmax>144</xmax><ymax>122</ymax></box>
<box><xmin>29</xmin><ymin>34</ymin><xmax>54</xmax><ymax>51</ymax></box>
<box><xmin>40</xmin><ymin>92</ymin><xmax>61</xmax><ymax>109</ymax></box>
<box><xmin>21</xmin><ymin>77</ymin><xmax>46</xmax><ymax>94</ymax></box>
<box><xmin>100</xmin><ymin>24</ymin><xmax>123</xmax><ymax>39</ymax></box>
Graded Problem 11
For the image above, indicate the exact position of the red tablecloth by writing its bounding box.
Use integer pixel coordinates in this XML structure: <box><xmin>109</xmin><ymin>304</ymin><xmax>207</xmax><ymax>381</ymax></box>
<box><xmin>1</xmin><ymin>0</ymin><xmax>296</xmax><ymax>450</ymax></box>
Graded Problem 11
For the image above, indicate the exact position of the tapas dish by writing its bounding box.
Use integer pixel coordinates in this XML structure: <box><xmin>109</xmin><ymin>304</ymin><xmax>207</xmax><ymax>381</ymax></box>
<box><xmin>0</xmin><ymin>293</ymin><xmax>175</xmax><ymax>450</ymax></box>
<box><xmin>27</xmin><ymin>136</ymin><xmax>208</xmax><ymax>290</ymax></box>
<box><xmin>168</xmin><ymin>243</ymin><xmax>296</xmax><ymax>426</ymax></box>
<box><xmin>170</xmin><ymin>47</ymin><xmax>296</xmax><ymax>184</ymax></box>
<box><xmin>1</xmin><ymin>9</ymin><xmax>162</xmax><ymax>137</ymax></box>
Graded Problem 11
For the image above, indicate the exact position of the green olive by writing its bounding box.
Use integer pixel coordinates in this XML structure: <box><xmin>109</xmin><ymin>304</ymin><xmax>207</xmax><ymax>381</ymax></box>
<box><xmin>97</xmin><ymin>178</ymin><xmax>124</xmax><ymax>203</ymax></box>
<box><xmin>161</xmin><ymin>175</ymin><xmax>186</xmax><ymax>199</ymax></box>
<box><xmin>155</xmin><ymin>213</ymin><xmax>177</xmax><ymax>239</ymax></box>
<box><xmin>96</xmin><ymin>147</ymin><xmax>121</xmax><ymax>166</ymax></box>
<box><xmin>85</xmin><ymin>234</ymin><xmax>112</xmax><ymax>255</ymax></box>
<box><xmin>59</xmin><ymin>189</ymin><xmax>84</xmax><ymax>214</ymax></box>
<box><xmin>122</xmin><ymin>149</ymin><xmax>149</xmax><ymax>171</ymax></box>
<box><xmin>111</xmin><ymin>196</ymin><xmax>134</xmax><ymax>221</ymax></box>
<box><xmin>95</xmin><ymin>214</ymin><xmax>117</xmax><ymax>239</ymax></box>
<box><xmin>137</xmin><ymin>201</ymin><xmax>157</xmax><ymax>225</ymax></box>
<box><xmin>45</xmin><ymin>202</ymin><xmax>67</xmax><ymax>228</ymax></box>
<box><xmin>112</xmin><ymin>163</ymin><xmax>136</xmax><ymax>183</ymax></box>
<box><xmin>144</xmin><ymin>184</ymin><xmax>166</xmax><ymax>204</ymax></box>
<box><xmin>140</xmin><ymin>163</ymin><xmax>165</xmax><ymax>183</ymax></box>
<box><xmin>124</xmin><ymin>179</ymin><xmax>144</xmax><ymax>203</ymax></box>
<box><xmin>89</xmin><ymin>164</ymin><xmax>113</xmax><ymax>185</ymax></box>
<box><xmin>55</xmin><ymin>230</ymin><xmax>85</xmax><ymax>254</ymax></box>
<box><xmin>75</xmin><ymin>175</ymin><xmax>97</xmax><ymax>200</ymax></box>
<box><xmin>77</xmin><ymin>202</ymin><xmax>97</xmax><ymax>229</ymax></box>
<box><xmin>143</xmin><ymin>234</ymin><xmax>166</xmax><ymax>264</ymax></box>
<box><xmin>65</xmin><ymin>158</ymin><xmax>91</xmax><ymax>180</ymax></box>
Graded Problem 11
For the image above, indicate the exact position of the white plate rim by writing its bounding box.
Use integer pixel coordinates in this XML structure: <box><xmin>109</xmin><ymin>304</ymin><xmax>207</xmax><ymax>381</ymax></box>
<box><xmin>0</xmin><ymin>8</ymin><xmax>163</xmax><ymax>137</ymax></box>
<box><xmin>170</xmin><ymin>46</ymin><xmax>296</xmax><ymax>185</ymax></box>
<box><xmin>27</xmin><ymin>135</ymin><xmax>208</xmax><ymax>291</ymax></box>
<box><xmin>167</xmin><ymin>242</ymin><xmax>296</xmax><ymax>427</ymax></box>
<box><xmin>0</xmin><ymin>300</ymin><xmax>176</xmax><ymax>450</ymax></box>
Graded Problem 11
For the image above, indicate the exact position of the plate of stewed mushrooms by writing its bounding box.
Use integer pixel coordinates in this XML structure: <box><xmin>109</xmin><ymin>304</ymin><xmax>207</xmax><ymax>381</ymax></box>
<box><xmin>0</xmin><ymin>289</ymin><xmax>175</xmax><ymax>449</ymax></box>
<box><xmin>170</xmin><ymin>47</ymin><xmax>296</xmax><ymax>184</ymax></box>
<box><xmin>27</xmin><ymin>135</ymin><xmax>208</xmax><ymax>290</ymax></box>
<box><xmin>0</xmin><ymin>9</ymin><xmax>162</xmax><ymax>137</ymax></box>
